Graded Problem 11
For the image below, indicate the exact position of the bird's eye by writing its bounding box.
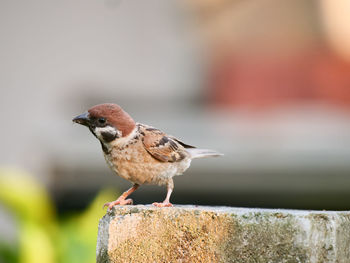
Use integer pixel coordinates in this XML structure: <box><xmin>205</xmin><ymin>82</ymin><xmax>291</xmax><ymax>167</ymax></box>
<box><xmin>98</xmin><ymin>118</ymin><xmax>106</xmax><ymax>125</ymax></box>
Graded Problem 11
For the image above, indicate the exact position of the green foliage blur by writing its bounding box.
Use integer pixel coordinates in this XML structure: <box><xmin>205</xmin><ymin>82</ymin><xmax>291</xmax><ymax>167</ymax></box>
<box><xmin>0</xmin><ymin>168</ymin><xmax>117</xmax><ymax>263</ymax></box>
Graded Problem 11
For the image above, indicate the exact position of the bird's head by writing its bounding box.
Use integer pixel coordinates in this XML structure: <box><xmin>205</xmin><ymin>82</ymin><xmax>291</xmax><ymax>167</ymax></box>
<box><xmin>73</xmin><ymin>103</ymin><xmax>136</xmax><ymax>143</ymax></box>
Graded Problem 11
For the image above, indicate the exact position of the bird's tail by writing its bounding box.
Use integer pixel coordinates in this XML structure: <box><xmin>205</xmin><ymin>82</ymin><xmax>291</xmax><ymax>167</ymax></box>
<box><xmin>186</xmin><ymin>148</ymin><xmax>223</xmax><ymax>159</ymax></box>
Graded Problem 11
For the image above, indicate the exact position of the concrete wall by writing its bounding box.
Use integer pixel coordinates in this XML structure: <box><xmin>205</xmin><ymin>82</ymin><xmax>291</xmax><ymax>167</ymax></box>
<box><xmin>97</xmin><ymin>206</ymin><xmax>350</xmax><ymax>263</ymax></box>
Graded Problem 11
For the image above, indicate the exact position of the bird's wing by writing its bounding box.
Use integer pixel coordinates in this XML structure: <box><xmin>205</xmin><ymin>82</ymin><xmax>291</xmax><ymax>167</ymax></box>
<box><xmin>169</xmin><ymin>136</ymin><xmax>196</xmax><ymax>149</ymax></box>
<box><xmin>141</xmin><ymin>126</ymin><xmax>190</xmax><ymax>162</ymax></box>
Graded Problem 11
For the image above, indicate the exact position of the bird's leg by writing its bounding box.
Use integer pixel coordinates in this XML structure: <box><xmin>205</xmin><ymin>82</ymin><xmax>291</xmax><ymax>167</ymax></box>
<box><xmin>153</xmin><ymin>179</ymin><xmax>173</xmax><ymax>207</ymax></box>
<box><xmin>103</xmin><ymin>184</ymin><xmax>139</xmax><ymax>210</ymax></box>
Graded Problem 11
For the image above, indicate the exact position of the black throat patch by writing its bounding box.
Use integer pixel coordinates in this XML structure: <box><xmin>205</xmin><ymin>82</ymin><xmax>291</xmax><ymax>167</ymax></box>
<box><xmin>100</xmin><ymin>141</ymin><xmax>109</xmax><ymax>154</ymax></box>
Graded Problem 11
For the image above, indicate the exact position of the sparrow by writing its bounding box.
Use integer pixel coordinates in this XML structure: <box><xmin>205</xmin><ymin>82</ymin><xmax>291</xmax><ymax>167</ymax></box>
<box><xmin>73</xmin><ymin>103</ymin><xmax>222</xmax><ymax>208</ymax></box>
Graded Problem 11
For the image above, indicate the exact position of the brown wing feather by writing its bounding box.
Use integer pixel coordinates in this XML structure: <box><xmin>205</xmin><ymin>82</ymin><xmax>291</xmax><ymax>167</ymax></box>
<box><xmin>141</xmin><ymin>126</ymin><xmax>189</xmax><ymax>162</ymax></box>
<box><xmin>169</xmin><ymin>137</ymin><xmax>196</xmax><ymax>149</ymax></box>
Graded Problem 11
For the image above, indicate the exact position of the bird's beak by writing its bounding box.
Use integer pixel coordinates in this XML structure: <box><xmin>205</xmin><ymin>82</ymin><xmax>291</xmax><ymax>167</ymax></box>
<box><xmin>72</xmin><ymin>111</ymin><xmax>90</xmax><ymax>126</ymax></box>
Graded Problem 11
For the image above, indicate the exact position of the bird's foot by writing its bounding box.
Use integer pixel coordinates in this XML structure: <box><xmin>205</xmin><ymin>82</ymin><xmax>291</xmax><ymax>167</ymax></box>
<box><xmin>103</xmin><ymin>198</ymin><xmax>133</xmax><ymax>210</ymax></box>
<box><xmin>152</xmin><ymin>201</ymin><xmax>173</xmax><ymax>207</ymax></box>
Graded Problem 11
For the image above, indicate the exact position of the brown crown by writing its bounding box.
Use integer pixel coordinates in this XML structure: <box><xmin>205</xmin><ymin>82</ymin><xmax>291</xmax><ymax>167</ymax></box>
<box><xmin>88</xmin><ymin>103</ymin><xmax>136</xmax><ymax>137</ymax></box>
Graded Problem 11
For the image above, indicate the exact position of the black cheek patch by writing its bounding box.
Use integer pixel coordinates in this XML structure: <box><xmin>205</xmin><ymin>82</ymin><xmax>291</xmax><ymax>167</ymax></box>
<box><xmin>101</xmin><ymin>131</ymin><xmax>118</xmax><ymax>142</ymax></box>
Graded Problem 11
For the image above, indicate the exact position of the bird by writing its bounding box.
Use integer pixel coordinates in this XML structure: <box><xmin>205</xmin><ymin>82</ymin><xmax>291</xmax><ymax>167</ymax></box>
<box><xmin>73</xmin><ymin>103</ymin><xmax>222</xmax><ymax>209</ymax></box>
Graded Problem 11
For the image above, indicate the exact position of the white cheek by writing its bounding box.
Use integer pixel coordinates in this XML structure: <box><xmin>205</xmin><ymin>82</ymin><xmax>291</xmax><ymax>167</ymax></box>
<box><xmin>94</xmin><ymin>126</ymin><xmax>120</xmax><ymax>140</ymax></box>
<box><xmin>110</xmin><ymin>126</ymin><xmax>138</xmax><ymax>148</ymax></box>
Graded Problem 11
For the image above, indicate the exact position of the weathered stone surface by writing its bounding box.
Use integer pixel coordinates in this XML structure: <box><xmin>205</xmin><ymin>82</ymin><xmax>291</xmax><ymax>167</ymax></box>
<box><xmin>96</xmin><ymin>205</ymin><xmax>350</xmax><ymax>263</ymax></box>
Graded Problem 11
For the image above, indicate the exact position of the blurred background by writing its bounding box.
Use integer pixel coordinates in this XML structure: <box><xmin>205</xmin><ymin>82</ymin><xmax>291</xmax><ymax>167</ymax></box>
<box><xmin>1</xmin><ymin>0</ymin><xmax>350</xmax><ymax>262</ymax></box>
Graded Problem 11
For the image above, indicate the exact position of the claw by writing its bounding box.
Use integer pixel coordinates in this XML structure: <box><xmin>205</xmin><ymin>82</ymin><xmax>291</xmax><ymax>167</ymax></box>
<box><xmin>103</xmin><ymin>198</ymin><xmax>133</xmax><ymax>210</ymax></box>
<box><xmin>152</xmin><ymin>202</ymin><xmax>173</xmax><ymax>207</ymax></box>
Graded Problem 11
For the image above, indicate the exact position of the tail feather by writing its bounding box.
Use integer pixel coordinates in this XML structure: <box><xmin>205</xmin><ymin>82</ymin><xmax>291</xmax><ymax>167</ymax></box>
<box><xmin>186</xmin><ymin>148</ymin><xmax>223</xmax><ymax>159</ymax></box>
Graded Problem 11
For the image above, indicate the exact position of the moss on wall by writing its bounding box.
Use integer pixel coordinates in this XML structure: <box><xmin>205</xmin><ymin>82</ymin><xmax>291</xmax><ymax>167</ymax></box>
<box><xmin>97</xmin><ymin>206</ymin><xmax>350</xmax><ymax>263</ymax></box>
